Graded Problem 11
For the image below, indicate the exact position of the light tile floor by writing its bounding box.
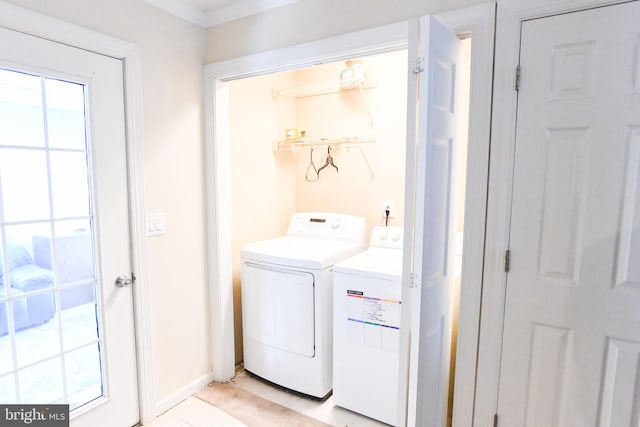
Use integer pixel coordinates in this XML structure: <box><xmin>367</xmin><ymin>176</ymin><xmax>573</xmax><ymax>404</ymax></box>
<box><xmin>147</xmin><ymin>368</ymin><xmax>389</xmax><ymax>427</ymax></box>
<box><xmin>146</xmin><ymin>397</ymin><xmax>247</xmax><ymax>427</ymax></box>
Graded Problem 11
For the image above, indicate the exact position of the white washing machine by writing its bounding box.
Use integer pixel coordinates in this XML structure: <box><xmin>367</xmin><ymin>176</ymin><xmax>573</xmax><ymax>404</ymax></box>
<box><xmin>333</xmin><ymin>225</ymin><xmax>404</xmax><ymax>425</ymax></box>
<box><xmin>240</xmin><ymin>212</ymin><xmax>366</xmax><ymax>398</ymax></box>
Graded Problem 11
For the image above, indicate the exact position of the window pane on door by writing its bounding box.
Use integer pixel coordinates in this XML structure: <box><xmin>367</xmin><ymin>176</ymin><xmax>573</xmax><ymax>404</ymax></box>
<box><xmin>0</xmin><ymin>374</ymin><xmax>16</xmax><ymax>403</ymax></box>
<box><xmin>50</xmin><ymin>151</ymin><xmax>90</xmax><ymax>218</ymax></box>
<box><xmin>65</xmin><ymin>344</ymin><xmax>102</xmax><ymax>410</ymax></box>
<box><xmin>13</xmin><ymin>291</ymin><xmax>58</xmax><ymax>367</ymax></box>
<box><xmin>0</xmin><ymin>69</ymin><xmax>44</xmax><ymax>148</ymax></box>
<box><xmin>0</xmin><ymin>302</ymin><xmax>10</xmax><ymax>374</ymax></box>
<box><xmin>18</xmin><ymin>357</ymin><xmax>64</xmax><ymax>403</ymax></box>
<box><xmin>46</xmin><ymin>78</ymin><xmax>86</xmax><ymax>150</ymax></box>
<box><xmin>0</xmin><ymin>67</ymin><xmax>103</xmax><ymax>412</ymax></box>
<box><xmin>0</xmin><ymin>149</ymin><xmax>50</xmax><ymax>222</ymax></box>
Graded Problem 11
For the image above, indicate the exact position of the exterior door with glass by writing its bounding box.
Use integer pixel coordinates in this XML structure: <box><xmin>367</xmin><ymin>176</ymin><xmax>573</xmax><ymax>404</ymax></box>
<box><xmin>0</xmin><ymin>26</ymin><xmax>138</xmax><ymax>426</ymax></box>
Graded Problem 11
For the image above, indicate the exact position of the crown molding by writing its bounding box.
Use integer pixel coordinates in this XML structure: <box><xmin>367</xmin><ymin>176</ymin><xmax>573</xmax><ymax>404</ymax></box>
<box><xmin>205</xmin><ymin>0</ymin><xmax>302</xmax><ymax>27</ymax></box>
<box><xmin>144</xmin><ymin>0</ymin><xmax>207</xmax><ymax>27</ymax></box>
<box><xmin>145</xmin><ymin>0</ymin><xmax>303</xmax><ymax>28</ymax></box>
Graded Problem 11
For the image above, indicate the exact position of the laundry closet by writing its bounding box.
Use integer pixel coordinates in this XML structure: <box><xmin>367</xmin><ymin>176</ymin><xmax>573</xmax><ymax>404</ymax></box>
<box><xmin>227</xmin><ymin>49</ymin><xmax>403</xmax><ymax>358</ymax></box>
<box><xmin>226</xmin><ymin>43</ymin><xmax>470</xmax><ymax>412</ymax></box>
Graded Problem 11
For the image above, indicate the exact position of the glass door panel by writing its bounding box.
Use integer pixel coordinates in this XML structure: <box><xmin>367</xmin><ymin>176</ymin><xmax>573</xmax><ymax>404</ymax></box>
<box><xmin>45</xmin><ymin>79</ymin><xmax>87</xmax><ymax>150</ymax></box>
<box><xmin>0</xmin><ymin>67</ymin><xmax>103</xmax><ymax>411</ymax></box>
<box><xmin>0</xmin><ymin>149</ymin><xmax>50</xmax><ymax>222</ymax></box>
<box><xmin>0</xmin><ymin>69</ymin><xmax>44</xmax><ymax>148</ymax></box>
<box><xmin>50</xmin><ymin>151</ymin><xmax>91</xmax><ymax>218</ymax></box>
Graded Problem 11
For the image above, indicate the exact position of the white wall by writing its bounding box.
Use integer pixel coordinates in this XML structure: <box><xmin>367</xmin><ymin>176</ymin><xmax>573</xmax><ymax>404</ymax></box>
<box><xmin>292</xmin><ymin>51</ymin><xmax>408</xmax><ymax>234</ymax></box>
<box><xmin>4</xmin><ymin>0</ymin><xmax>209</xmax><ymax>406</ymax></box>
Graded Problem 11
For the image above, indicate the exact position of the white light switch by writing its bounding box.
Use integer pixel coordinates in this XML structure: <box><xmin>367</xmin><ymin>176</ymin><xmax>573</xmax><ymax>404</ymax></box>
<box><xmin>147</xmin><ymin>213</ymin><xmax>165</xmax><ymax>237</ymax></box>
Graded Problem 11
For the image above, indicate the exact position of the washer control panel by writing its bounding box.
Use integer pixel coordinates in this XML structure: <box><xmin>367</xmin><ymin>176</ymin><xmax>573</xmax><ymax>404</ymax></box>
<box><xmin>370</xmin><ymin>226</ymin><xmax>404</xmax><ymax>249</ymax></box>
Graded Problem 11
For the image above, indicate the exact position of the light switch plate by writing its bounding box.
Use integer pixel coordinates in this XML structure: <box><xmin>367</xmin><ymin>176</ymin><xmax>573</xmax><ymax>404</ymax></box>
<box><xmin>146</xmin><ymin>213</ymin><xmax>165</xmax><ymax>237</ymax></box>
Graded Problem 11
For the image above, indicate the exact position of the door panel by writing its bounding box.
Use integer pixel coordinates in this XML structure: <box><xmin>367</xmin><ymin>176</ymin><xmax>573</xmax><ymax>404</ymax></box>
<box><xmin>537</xmin><ymin>128</ymin><xmax>589</xmax><ymax>283</ymax></box>
<box><xmin>616</xmin><ymin>126</ymin><xmax>640</xmax><ymax>290</ymax></box>
<box><xmin>599</xmin><ymin>338</ymin><xmax>640</xmax><ymax>426</ymax></box>
<box><xmin>402</xmin><ymin>15</ymin><xmax>461</xmax><ymax>427</ymax></box>
<box><xmin>498</xmin><ymin>3</ymin><xmax>640</xmax><ymax>425</ymax></box>
<box><xmin>0</xmin><ymin>27</ymin><xmax>138</xmax><ymax>426</ymax></box>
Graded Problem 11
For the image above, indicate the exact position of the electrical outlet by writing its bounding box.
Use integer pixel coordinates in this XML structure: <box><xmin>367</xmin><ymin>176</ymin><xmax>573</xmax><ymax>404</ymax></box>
<box><xmin>382</xmin><ymin>200</ymin><xmax>395</xmax><ymax>226</ymax></box>
<box><xmin>383</xmin><ymin>199</ymin><xmax>394</xmax><ymax>217</ymax></box>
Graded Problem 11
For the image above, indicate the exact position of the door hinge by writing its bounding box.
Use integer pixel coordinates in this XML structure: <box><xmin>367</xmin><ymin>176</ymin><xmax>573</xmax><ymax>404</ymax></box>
<box><xmin>515</xmin><ymin>65</ymin><xmax>521</xmax><ymax>91</ymax></box>
<box><xmin>494</xmin><ymin>413</ymin><xmax>499</xmax><ymax>427</ymax></box>
<box><xmin>408</xmin><ymin>272</ymin><xmax>419</xmax><ymax>288</ymax></box>
<box><xmin>504</xmin><ymin>250</ymin><xmax>511</xmax><ymax>273</ymax></box>
<box><xmin>413</xmin><ymin>57</ymin><xmax>425</xmax><ymax>74</ymax></box>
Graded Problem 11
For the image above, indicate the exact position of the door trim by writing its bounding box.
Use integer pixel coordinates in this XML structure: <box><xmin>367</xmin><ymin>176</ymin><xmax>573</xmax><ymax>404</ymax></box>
<box><xmin>0</xmin><ymin>1</ymin><xmax>154</xmax><ymax>424</ymax></box>
<box><xmin>476</xmin><ymin>0</ymin><xmax>635</xmax><ymax>425</ymax></box>
<box><xmin>203</xmin><ymin>3</ymin><xmax>495</xmax><ymax>425</ymax></box>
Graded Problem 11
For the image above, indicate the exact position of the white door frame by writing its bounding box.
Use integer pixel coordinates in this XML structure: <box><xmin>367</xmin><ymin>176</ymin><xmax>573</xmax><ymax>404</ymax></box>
<box><xmin>0</xmin><ymin>1</ymin><xmax>155</xmax><ymax>424</ymax></box>
<box><xmin>204</xmin><ymin>3</ymin><xmax>495</xmax><ymax>425</ymax></box>
<box><xmin>475</xmin><ymin>0</ymin><xmax>635</xmax><ymax>425</ymax></box>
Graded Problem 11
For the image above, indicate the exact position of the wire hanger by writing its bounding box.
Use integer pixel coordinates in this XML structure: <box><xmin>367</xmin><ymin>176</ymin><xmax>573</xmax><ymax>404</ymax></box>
<box><xmin>317</xmin><ymin>146</ymin><xmax>339</xmax><ymax>176</ymax></box>
<box><xmin>305</xmin><ymin>147</ymin><xmax>320</xmax><ymax>182</ymax></box>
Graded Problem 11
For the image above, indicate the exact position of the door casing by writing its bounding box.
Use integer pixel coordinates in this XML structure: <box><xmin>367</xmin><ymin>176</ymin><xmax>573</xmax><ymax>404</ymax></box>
<box><xmin>476</xmin><ymin>0</ymin><xmax>637</xmax><ymax>425</ymax></box>
<box><xmin>0</xmin><ymin>1</ymin><xmax>154</xmax><ymax>424</ymax></box>
<box><xmin>203</xmin><ymin>3</ymin><xmax>495</xmax><ymax>425</ymax></box>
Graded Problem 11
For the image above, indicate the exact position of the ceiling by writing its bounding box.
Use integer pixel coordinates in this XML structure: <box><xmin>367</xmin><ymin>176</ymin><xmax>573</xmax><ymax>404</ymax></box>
<box><xmin>144</xmin><ymin>0</ymin><xmax>303</xmax><ymax>28</ymax></box>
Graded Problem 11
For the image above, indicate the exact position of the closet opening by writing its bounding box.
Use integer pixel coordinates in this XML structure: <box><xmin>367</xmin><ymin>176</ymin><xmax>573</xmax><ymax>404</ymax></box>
<box><xmin>203</xmin><ymin>7</ymin><xmax>499</xmax><ymax>426</ymax></box>
<box><xmin>219</xmin><ymin>38</ymin><xmax>471</xmax><ymax>424</ymax></box>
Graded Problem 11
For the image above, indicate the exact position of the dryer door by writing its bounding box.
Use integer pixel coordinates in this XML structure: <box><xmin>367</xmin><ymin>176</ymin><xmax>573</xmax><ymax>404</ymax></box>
<box><xmin>242</xmin><ymin>262</ymin><xmax>315</xmax><ymax>357</ymax></box>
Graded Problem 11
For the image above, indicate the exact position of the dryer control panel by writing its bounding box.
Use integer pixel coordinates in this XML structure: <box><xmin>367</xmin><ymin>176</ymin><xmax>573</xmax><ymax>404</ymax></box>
<box><xmin>287</xmin><ymin>212</ymin><xmax>367</xmax><ymax>244</ymax></box>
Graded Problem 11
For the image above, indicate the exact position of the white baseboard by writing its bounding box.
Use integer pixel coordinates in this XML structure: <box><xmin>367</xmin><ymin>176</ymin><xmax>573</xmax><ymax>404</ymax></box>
<box><xmin>153</xmin><ymin>372</ymin><xmax>218</xmax><ymax>419</ymax></box>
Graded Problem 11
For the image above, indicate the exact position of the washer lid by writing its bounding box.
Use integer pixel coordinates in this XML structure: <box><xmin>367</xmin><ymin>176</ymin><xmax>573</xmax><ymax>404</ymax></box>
<box><xmin>240</xmin><ymin>236</ymin><xmax>366</xmax><ymax>270</ymax></box>
<box><xmin>334</xmin><ymin>247</ymin><xmax>403</xmax><ymax>281</ymax></box>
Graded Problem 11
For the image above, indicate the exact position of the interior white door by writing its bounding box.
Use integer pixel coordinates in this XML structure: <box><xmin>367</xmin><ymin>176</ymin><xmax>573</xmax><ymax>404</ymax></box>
<box><xmin>400</xmin><ymin>15</ymin><xmax>462</xmax><ymax>427</ymax></box>
<box><xmin>0</xmin><ymin>27</ymin><xmax>138</xmax><ymax>426</ymax></box>
<box><xmin>497</xmin><ymin>2</ymin><xmax>640</xmax><ymax>426</ymax></box>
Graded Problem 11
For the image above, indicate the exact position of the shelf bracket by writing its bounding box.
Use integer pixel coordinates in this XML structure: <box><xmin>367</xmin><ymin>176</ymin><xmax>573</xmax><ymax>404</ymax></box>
<box><xmin>357</xmin><ymin>82</ymin><xmax>375</xmax><ymax>129</ymax></box>
<box><xmin>354</xmin><ymin>138</ymin><xmax>374</xmax><ymax>180</ymax></box>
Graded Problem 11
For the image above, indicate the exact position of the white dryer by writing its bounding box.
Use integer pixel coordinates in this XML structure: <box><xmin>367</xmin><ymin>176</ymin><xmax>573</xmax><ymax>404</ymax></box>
<box><xmin>240</xmin><ymin>212</ymin><xmax>366</xmax><ymax>398</ymax></box>
<box><xmin>333</xmin><ymin>225</ymin><xmax>404</xmax><ymax>425</ymax></box>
